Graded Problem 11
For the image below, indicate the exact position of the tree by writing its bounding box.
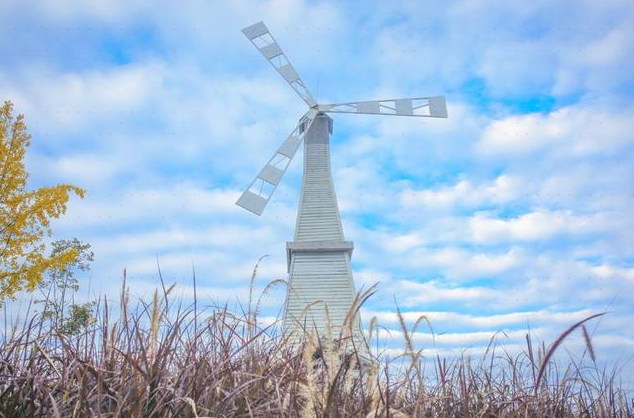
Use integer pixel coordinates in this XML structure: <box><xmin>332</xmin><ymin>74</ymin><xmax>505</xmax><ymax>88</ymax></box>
<box><xmin>36</xmin><ymin>238</ymin><xmax>96</xmax><ymax>335</ymax></box>
<box><xmin>0</xmin><ymin>100</ymin><xmax>85</xmax><ymax>301</ymax></box>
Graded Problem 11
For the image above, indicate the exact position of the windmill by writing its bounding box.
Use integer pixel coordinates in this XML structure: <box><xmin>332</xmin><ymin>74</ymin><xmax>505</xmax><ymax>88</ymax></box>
<box><xmin>236</xmin><ymin>21</ymin><xmax>447</xmax><ymax>343</ymax></box>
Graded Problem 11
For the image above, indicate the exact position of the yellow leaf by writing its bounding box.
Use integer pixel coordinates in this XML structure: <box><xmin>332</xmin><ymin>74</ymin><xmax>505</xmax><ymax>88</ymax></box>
<box><xmin>0</xmin><ymin>101</ymin><xmax>85</xmax><ymax>300</ymax></box>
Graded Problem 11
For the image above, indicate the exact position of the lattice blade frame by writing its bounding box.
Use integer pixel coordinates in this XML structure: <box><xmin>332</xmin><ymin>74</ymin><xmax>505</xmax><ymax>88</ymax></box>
<box><xmin>318</xmin><ymin>96</ymin><xmax>448</xmax><ymax>118</ymax></box>
<box><xmin>242</xmin><ymin>21</ymin><xmax>317</xmax><ymax>108</ymax></box>
<box><xmin>236</xmin><ymin>109</ymin><xmax>318</xmax><ymax>216</ymax></box>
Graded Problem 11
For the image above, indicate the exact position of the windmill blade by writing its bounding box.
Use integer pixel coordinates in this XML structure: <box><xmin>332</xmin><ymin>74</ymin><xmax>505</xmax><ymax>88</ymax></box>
<box><xmin>242</xmin><ymin>21</ymin><xmax>317</xmax><ymax>108</ymax></box>
<box><xmin>236</xmin><ymin>109</ymin><xmax>318</xmax><ymax>216</ymax></box>
<box><xmin>318</xmin><ymin>96</ymin><xmax>448</xmax><ymax>118</ymax></box>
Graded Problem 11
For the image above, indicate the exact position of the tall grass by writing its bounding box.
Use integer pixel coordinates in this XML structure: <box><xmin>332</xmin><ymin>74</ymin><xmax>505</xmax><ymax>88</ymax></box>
<box><xmin>0</xmin><ymin>265</ymin><xmax>632</xmax><ymax>417</ymax></box>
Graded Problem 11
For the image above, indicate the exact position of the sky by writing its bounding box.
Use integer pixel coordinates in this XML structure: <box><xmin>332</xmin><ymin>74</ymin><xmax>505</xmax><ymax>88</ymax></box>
<box><xmin>1</xmin><ymin>0</ymin><xmax>633</xmax><ymax>380</ymax></box>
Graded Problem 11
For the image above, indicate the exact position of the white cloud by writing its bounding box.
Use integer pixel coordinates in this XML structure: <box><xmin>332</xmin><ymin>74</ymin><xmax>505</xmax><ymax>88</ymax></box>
<box><xmin>363</xmin><ymin>308</ymin><xmax>600</xmax><ymax>330</ymax></box>
<box><xmin>399</xmin><ymin>174</ymin><xmax>523</xmax><ymax>211</ymax></box>
<box><xmin>478</xmin><ymin>104</ymin><xmax>633</xmax><ymax>157</ymax></box>
<box><xmin>28</xmin><ymin>153</ymin><xmax>119</xmax><ymax>186</ymax></box>
<box><xmin>378</xmin><ymin>327</ymin><xmax>542</xmax><ymax>347</ymax></box>
<box><xmin>468</xmin><ymin>209</ymin><xmax>618</xmax><ymax>243</ymax></box>
<box><xmin>3</xmin><ymin>62</ymin><xmax>167</xmax><ymax>126</ymax></box>
<box><xmin>53</xmin><ymin>185</ymin><xmax>243</xmax><ymax>228</ymax></box>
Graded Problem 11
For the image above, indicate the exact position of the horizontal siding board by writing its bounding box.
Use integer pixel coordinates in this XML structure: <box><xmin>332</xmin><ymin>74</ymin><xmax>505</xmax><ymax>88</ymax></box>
<box><xmin>284</xmin><ymin>115</ymin><xmax>363</xmax><ymax>349</ymax></box>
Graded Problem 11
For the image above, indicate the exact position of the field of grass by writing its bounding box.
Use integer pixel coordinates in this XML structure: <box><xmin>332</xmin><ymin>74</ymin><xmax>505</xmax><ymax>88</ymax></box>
<box><xmin>0</xmin><ymin>266</ymin><xmax>632</xmax><ymax>417</ymax></box>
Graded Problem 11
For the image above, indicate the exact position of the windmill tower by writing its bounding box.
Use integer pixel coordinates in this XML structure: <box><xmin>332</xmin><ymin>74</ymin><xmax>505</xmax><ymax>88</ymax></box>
<box><xmin>236</xmin><ymin>22</ymin><xmax>447</xmax><ymax>343</ymax></box>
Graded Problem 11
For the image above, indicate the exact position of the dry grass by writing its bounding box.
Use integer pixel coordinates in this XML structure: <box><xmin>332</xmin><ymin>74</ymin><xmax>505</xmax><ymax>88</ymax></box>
<box><xmin>0</xmin><ymin>265</ymin><xmax>632</xmax><ymax>417</ymax></box>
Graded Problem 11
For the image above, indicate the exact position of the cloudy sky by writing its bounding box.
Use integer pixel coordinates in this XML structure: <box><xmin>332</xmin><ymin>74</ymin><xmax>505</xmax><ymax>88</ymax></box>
<box><xmin>1</xmin><ymin>0</ymin><xmax>633</xmax><ymax>377</ymax></box>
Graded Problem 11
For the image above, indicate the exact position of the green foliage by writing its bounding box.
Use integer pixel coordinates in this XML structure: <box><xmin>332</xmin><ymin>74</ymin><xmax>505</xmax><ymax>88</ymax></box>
<box><xmin>59</xmin><ymin>302</ymin><xmax>96</xmax><ymax>335</ymax></box>
<box><xmin>36</xmin><ymin>238</ymin><xmax>95</xmax><ymax>335</ymax></box>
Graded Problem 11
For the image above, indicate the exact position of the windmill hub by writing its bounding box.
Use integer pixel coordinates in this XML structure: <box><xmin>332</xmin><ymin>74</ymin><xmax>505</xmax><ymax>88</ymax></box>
<box><xmin>236</xmin><ymin>21</ymin><xmax>448</xmax><ymax>344</ymax></box>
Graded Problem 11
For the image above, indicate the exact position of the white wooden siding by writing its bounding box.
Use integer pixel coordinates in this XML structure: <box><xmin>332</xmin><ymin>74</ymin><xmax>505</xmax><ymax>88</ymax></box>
<box><xmin>283</xmin><ymin>114</ymin><xmax>363</xmax><ymax>344</ymax></box>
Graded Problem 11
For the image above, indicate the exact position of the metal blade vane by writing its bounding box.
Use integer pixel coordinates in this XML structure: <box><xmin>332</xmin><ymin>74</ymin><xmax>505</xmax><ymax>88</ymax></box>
<box><xmin>242</xmin><ymin>21</ymin><xmax>317</xmax><ymax>108</ymax></box>
<box><xmin>318</xmin><ymin>96</ymin><xmax>448</xmax><ymax>118</ymax></box>
<box><xmin>236</xmin><ymin>109</ymin><xmax>318</xmax><ymax>216</ymax></box>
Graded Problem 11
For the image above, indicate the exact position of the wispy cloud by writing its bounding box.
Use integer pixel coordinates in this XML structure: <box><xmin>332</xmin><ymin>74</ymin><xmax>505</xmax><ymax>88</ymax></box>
<box><xmin>1</xmin><ymin>0</ymin><xmax>633</xmax><ymax>379</ymax></box>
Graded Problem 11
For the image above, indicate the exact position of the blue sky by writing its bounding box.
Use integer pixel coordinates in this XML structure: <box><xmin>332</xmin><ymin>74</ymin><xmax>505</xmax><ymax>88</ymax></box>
<box><xmin>1</xmin><ymin>0</ymin><xmax>633</xmax><ymax>376</ymax></box>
